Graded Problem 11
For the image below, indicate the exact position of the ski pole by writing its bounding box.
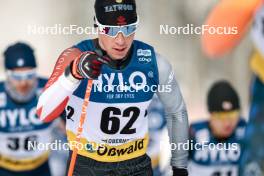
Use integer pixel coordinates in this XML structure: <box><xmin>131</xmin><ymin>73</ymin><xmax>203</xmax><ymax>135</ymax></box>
<box><xmin>67</xmin><ymin>79</ymin><xmax>93</xmax><ymax>176</ymax></box>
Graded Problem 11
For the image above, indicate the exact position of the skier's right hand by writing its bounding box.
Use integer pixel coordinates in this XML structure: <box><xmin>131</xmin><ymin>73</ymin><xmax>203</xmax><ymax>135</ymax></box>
<box><xmin>71</xmin><ymin>51</ymin><xmax>111</xmax><ymax>79</ymax></box>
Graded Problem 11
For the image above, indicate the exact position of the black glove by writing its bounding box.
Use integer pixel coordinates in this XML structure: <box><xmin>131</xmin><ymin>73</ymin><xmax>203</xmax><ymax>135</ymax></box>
<box><xmin>71</xmin><ymin>51</ymin><xmax>110</xmax><ymax>79</ymax></box>
<box><xmin>173</xmin><ymin>167</ymin><xmax>188</xmax><ymax>176</ymax></box>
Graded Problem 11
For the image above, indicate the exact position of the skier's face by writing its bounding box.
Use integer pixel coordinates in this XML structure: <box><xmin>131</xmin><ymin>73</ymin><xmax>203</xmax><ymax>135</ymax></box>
<box><xmin>209</xmin><ymin>111</ymin><xmax>240</xmax><ymax>139</ymax></box>
<box><xmin>98</xmin><ymin>32</ymin><xmax>135</xmax><ymax>60</ymax></box>
<box><xmin>7</xmin><ymin>68</ymin><xmax>37</xmax><ymax>96</ymax></box>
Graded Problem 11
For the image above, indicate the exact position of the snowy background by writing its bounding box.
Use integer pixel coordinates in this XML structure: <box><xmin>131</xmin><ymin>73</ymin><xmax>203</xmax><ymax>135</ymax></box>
<box><xmin>0</xmin><ymin>0</ymin><xmax>254</xmax><ymax>175</ymax></box>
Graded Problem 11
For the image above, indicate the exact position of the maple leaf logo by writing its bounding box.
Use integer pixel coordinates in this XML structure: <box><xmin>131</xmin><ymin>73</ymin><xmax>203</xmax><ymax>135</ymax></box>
<box><xmin>117</xmin><ymin>16</ymin><xmax>127</xmax><ymax>25</ymax></box>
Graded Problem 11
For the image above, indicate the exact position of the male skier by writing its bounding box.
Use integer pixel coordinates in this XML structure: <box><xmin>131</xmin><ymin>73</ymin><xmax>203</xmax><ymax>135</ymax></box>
<box><xmin>0</xmin><ymin>42</ymin><xmax>53</xmax><ymax>176</ymax></box>
<box><xmin>188</xmin><ymin>81</ymin><xmax>246</xmax><ymax>176</ymax></box>
<box><xmin>37</xmin><ymin>0</ymin><xmax>189</xmax><ymax>175</ymax></box>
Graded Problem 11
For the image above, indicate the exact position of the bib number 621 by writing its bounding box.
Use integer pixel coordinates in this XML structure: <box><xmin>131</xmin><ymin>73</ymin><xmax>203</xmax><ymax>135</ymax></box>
<box><xmin>100</xmin><ymin>107</ymin><xmax>140</xmax><ymax>135</ymax></box>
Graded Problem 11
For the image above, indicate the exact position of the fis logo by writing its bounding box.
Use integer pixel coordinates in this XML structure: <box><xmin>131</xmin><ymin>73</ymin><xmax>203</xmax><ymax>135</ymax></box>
<box><xmin>137</xmin><ymin>49</ymin><xmax>152</xmax><ymax>57</ymax></box>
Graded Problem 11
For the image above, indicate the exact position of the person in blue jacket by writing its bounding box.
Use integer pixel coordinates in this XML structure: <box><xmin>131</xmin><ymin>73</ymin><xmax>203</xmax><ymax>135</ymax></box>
<box><xmin>0</xmin><ymin>42</ymin><xmax>54</xmax><ymax>176</ymax></box>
